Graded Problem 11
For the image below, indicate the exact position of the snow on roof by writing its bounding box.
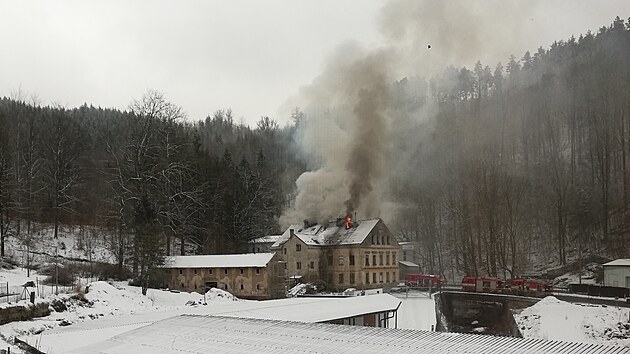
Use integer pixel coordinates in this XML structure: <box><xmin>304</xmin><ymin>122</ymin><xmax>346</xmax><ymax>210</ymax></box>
<box><xmin>162</xmin><ymin>253</ymin><xmax>275</xmax><ymax>268</ymax></box>
<box><xmin>603</xmin><ymin>259</ymin><xmax>630</xmax><ymax>267</ymax></box>
<box><xmin>248</xmin><ymin>235</ymin><xmax>282</xmax><ymax>244</ymax></box>
<box><xmin>70</xmin><ymin>315</ymin><xmax>630</xmax><ymax>354</ymax></box>
<box><xmin>218</xmin><ymin>293</ymin><xmax>401</xmax><ymax>323</ymax></box>
<box><xmin>29</xmin><ymin>293</ymin><xmax>402</xmax><ymax>353</ymax></box>
<box><xmin>272</xmin><ymin>219</ymin><xmax>382</xmax><ymax>248</ymax></box>
<box><xmin>399</xmin><ymin>261</ymin><xmax>419</xmax><ymax>267</ymax></box>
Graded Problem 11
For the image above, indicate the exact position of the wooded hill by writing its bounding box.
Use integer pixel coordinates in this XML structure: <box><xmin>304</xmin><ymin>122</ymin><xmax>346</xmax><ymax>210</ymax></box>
<box><xmin>393</xmin><ymin>17</ymin><xmax>630</xmax><ymax>279</ymax></box>
<box><xmin>1</xmin><ymin>17</ymin><xmax>629</xmax><ymax>282</ymax></box>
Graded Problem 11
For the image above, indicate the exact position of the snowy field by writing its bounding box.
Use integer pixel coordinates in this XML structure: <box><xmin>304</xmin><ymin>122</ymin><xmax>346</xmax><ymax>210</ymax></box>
<box><xmin>0</xmin><ymin>265</ymin><xmax>242</xmax><ymax>353</ymax></box>
<box><xmin>514</xmin><ymin>296</ymin><xmax>630</xmax><ymax>347</ymax></box>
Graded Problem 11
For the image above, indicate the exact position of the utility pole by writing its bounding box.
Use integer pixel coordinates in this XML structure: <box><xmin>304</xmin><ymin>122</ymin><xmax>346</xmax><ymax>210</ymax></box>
<box><xmin>55</xmin><ymin>245</ymin><xmax>58</xmax><ymax>295</ymax></box>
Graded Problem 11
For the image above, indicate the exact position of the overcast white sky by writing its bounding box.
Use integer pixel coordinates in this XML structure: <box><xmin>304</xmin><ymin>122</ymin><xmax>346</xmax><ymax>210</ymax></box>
<box><xmin>1</xmin><ymin>1</ymin><xmax>629</xmax><ymax>125</ymax></box>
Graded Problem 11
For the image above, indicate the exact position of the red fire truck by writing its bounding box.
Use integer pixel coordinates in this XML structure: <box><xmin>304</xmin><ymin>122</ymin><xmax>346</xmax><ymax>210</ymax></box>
<box><xmin>405</xmin><ymin>274</ymin><xmax>446</xmax><ymax>289</ymax></box>
<box><xmin>504</xmin><ymin>278</ymin><xmax>553</xmax><ymax>296</ymax></box>
<box><xmin>461</xmin><ymin>276</ymin><xmax>504</xmax><ymax>293</ymax></box>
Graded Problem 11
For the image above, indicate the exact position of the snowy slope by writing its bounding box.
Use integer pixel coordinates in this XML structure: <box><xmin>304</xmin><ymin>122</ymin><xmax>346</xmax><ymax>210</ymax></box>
<box><xmin>515</xmin><ymin>296</ymin><xmax>630</xmax><ymax>347</ymax></box>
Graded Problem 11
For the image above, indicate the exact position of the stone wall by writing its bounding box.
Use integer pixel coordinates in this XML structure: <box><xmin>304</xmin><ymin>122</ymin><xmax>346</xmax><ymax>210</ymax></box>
<box><xmin>0</xmin><ymin>302</ymin><xmax>50</xmax><ymax>325</ymax></box>
<box><xmin>435</xmin><ymin>291</ymin><xmax>527</xmax><ymax>337</ymax></box>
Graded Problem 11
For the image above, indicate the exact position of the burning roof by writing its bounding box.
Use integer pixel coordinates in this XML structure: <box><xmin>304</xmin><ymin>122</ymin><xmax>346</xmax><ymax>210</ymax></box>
<box><xmin>272</xmin><ymin>218</ymin><xmax>381</xmax><ymax>248</ymax></box>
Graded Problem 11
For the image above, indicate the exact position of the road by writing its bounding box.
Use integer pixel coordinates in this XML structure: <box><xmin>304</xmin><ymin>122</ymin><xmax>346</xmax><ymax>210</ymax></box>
<box><xmin>389</xmin><ymin>291</ymin><xmax>436</xmax><ymax>330</ymax></box>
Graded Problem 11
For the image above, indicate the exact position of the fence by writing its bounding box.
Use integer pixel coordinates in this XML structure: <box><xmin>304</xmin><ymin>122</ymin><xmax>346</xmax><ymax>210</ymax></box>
<box><xmin>568</xmin><ymin>283</ymin><xmax>629</xmax><ymax>298</ymax></box>
<box><xmin>0</xmin><ymin>278</ymin><xmax>80</xmax><ymax>304</ymax></box>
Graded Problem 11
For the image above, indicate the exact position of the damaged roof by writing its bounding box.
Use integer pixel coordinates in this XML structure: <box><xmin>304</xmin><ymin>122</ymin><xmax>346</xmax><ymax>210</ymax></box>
<box><xmin>272</xmin><ymin>219</ymin><xmax>381</xmax><ymax>248</ymax></box>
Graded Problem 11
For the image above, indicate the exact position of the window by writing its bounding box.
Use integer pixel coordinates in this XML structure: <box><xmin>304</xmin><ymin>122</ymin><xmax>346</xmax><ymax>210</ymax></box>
<box><xmin>181</xmin><ymin>283</ymin><xmax>184</xmax><ymax>288</ymax></box>
<box><xmin>338</xmin><ymin>256</ymin><xmax>344</xmax><ymax>266</ymax></box>
<box><xmin>386</xmin><ymin>254</ymin><xmax>390</xmax><ymax>265</ymax></box>
<box><xmin>393</xmin><ymin>271</ymin><xmax>397</xmax><ymax>281</ymax></box>
<box><xmin>240</xmin><ymin>268</ymin><xmax>244</xmax><ymax>274</ymax></box>
<box><xmin>371</xmin><ymin>235</ymin><xmax>375</xmax><ymax>244</ymax></box>
<box><xmin>284</xmin><ymin>263</ymin><xmax>287</xmax><ymax>269</ymax></box>
<box><xmin>224</xmin><ymin>284</ymin><xmax>228</xmax><ymax>290</ymax></box>
<box><xmin>365</xmin><ymin>255</ymin><xmax>369</xmax><ymax>266</ymax></box>
<box><xmin>350</xmin><ymin>273</ymin><xmax>355</xmax><ymax>284</ymax></box>
<box><xmin>379</xmin><ymin>254</ymin><xmax>383</xmax><ymax>265</ymax></box>
<box><xmin>328</xmin><ymin>254</ymin><xmax>333</xmax><ymax>266</ymax></box>
<box><xmin>339</xmin><ymin>273</ymin><xmax>344</xmax><ymax>284</ymax></box>
<box><xmin>224</xmin><ymin>268</ymin><xmax>228</xmax><ymax>275</ymax></box>
<box><xmin>372</xmin><ymin>273</ymin><xmax>376</xmax><ymax>283</ymax></box>
<box><xmin>379</xmin><ymin>272</ymin><xmax>383</xmax><ymax>283</ymax></box>
<box><xmin>256</xmin><ymin>268</ymin><xmax>260</xmax><ymax>274</ymax></box>
<box><xmin>296</xmin><ymin>262</ymin><xmax>302</xmax><ymax>270</ymax></box>
<box><xmin>240</xmin><ymin>284</ymin><xmax>244</xmax><ymax>290</ymax></box>
<box><xmin>309</xmin><ymin>261</ymin><xmax>314</xmax><ymax>269</ymax></box>
<box><xmin>386</xmin><ymin>272</ymin><xmax>390</xmax><ymax>282</ymax></box>
<box><xmin>366</xmin><ymin>272</ymin><xmax>370</xmax><ymax>284</ymax></box>
<box><xmin>283</xmin><ymin>247</ymin><xmax>287</xmax><ymax>255</ymax></box>
<box><xmin>257</xmin><ymin>284</ymin><xmax>261</xmax><ymax>290</ymax></box>
<box><xmin>195</xmin><ymin>284</ymin><xmax>198</xmax><ymax>289</ymax></box>
<box><xmin>179</xmin><ymin>269</ymin><xmax>182</xmax><ymax>275</ymax></box>
<box><xmin>208</xmin><ymin>268</ymin><xmax>213</xmax><ymax>274</ymax></box>
<box><xmin>349</xmin><ymin>255</ymin><xmax>355</xmax><ymax>266</ymax></box>
<box><xmin>372</xmin><ymin>255</ymin><xmax>376</xmax><ymax>266</ymax></box>
<box><xmin>296</xmin><ymin>244</ymin><xmax>302</xmax><ymax>252</ymax></box>
<box><xmin>194</xmin><ymin>269</ymin><xmax>197</xmax><ymax>274</ymax></box>
<box><xmin>387</xmin><ymin>235</ymin><xmax>390</xmax><ymax>245</ymax></box>
<box><xmin>377</xmin><ymin>234</ymin><xmax>380</xmax><ymax>244</ymax></box>
<box><xmin>392</xmin><ymin>253</ymin><xmax>396</xmax><ymax>264</ymax></box>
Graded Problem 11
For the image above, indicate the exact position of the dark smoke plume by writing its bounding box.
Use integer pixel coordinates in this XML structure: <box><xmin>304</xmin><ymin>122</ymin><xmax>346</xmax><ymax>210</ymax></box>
<box><xmin>280</xmin><ymin>0</ymin><xmax>541</xmax><ymax>228</ymax></box>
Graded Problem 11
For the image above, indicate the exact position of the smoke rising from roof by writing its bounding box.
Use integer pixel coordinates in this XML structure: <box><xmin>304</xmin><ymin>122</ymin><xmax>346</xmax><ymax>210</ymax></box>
<box><xmin>279</xmin><ymin>0</ymin><xmax>548</xmax><ymax>228</ymax></box>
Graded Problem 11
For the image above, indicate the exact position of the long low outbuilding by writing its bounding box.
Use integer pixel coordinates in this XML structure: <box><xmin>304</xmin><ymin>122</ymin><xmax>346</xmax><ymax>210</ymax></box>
<box><xmin>70</xmin><ymin>315</ymin><xmax>630</xmax><ymax>354</ymax></box>
<box><xmin>161</xmin><ymin>253</ymin><xmax>284</xmax><ymax>299</ymax></box>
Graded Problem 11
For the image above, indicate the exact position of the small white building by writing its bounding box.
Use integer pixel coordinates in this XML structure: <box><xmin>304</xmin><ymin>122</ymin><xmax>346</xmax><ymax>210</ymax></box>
<box><xmin>248</xmin><ymin>234</ymin><xmax>282</xmax><ymax>253</ymax></box>
<box><xmin>603</xmin><ymin>259</ymin><xmax>630</xmax><ymax>288</ymax></box>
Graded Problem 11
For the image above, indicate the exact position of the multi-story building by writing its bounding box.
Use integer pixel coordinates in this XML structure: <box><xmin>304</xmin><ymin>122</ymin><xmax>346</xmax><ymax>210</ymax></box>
<box><xmin>162</xmin><ymin>253</ymin><xmax>284</xmax><ymax>299</ymax></box>
<box><xmin>272</xmin><ymin>218</ymin><xmax>400</xmax><ymax>291</ymax></box>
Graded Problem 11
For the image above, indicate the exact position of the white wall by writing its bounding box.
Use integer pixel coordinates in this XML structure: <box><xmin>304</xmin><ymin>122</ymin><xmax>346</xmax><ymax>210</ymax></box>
<box><xmin>604</xmin><ymin>266</ymin><xmax>630</xmax><ymax>288</ymax></box>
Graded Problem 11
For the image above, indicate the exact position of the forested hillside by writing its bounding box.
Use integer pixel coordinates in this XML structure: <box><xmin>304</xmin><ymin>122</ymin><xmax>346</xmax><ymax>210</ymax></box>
<box><xmin>1</xmin><ymin>18</ymin><xmax>629</xmax><ymax>282</ymax></box>
<box><xmin>0</xmin><ymin>91</ymin><xmax>304</xmax><ymax>280</ymax></box>
<box><xmin>392</xmin><ymin>17</ymin><xmax>630</xmax><ymax>279</ymax></box>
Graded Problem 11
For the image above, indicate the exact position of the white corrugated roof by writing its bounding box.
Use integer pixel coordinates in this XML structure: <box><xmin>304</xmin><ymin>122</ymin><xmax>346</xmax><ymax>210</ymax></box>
<box><xmin>29</xmin><ymin>294</ymin><xmax>402</xmax><ymax>353</ymax></box>
<box><xmin>69</xmin><ymin>315</ymin><xmax>630</xmax><ymax>354</ymax></box>
<box><xmin>603</xmin><ymin>259</ymin><xmax>630</xmax><ymax>267</ymax></box>
<box><xmin>219</xmin><ymin>293</ymin><xmax>401</xmax><ymax>323</ymax></box>
<box><xmin>162</xmin><ymin>253</ymin><xmax>275</xmax><ymax>268</ymax></box>
<box><xmin>272</xmin><ymin>219</ymin><xmax>382</xmax><ymax>248</ymax></box>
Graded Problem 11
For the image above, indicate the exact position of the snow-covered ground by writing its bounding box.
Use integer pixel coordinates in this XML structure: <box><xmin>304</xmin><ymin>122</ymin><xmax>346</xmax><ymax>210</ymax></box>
<box><xmin>391</xmin><ymin>292</ymin><xmax>436</xmax><ymax>331</ymax></box>
<box><xmin>554</xmin><ymin>263</ymin><xmax>603</xmax><ymax>288</ymax></box>
<box><xmin>6</xmin><ymin>223</ymin><xmax>116</xmax><ymax>265</ymax></box>
<box><xmin>0</xmin><ymin>265</ymin><xmax>242</xmax><ymax>353</ymax></box>
<box><xmin>515</xmin><ymin>296</ymin><xmax>630</xmax><ymax>347</ymax></box>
